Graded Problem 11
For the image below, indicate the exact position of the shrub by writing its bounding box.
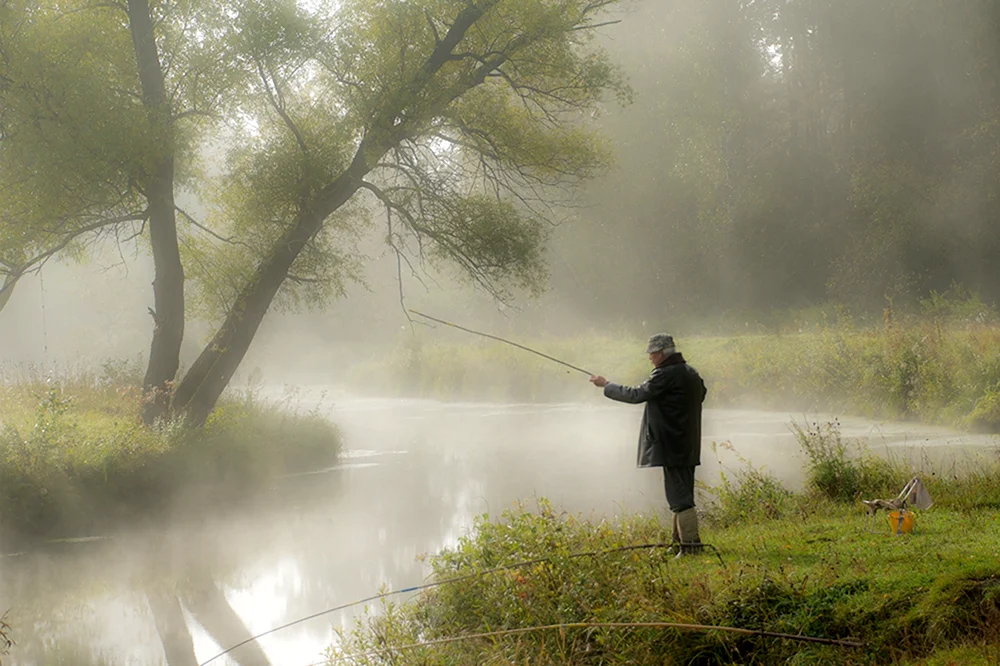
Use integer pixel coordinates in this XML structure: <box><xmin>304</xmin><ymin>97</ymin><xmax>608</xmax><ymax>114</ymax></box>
<box><xmin>706</xmin><ymin>441</ymin><xmax>796</xmax><ymax>525</ymax></box>
<box><xmin>0</xmin><ymin>368</ymin><xmax>342</xmax><ymax>541</ymax></box>
<box><xmin>794</xmin><ymin>420</ymin><xmax>908</xmax><ymax>503</ymax></box>
<box><xmin>966</xmin><ymin>381</ymin><xmax>1000</xmax><ymax>432</ymax></box>
<box><xmin>348</xmin><ymin>323</ymin><xmax>1000</xmax><ymax>432</ymax></box>
<box><xmin>332</xmin><ymin>491</ymin><xmax>1000</xmax><ymax>665</ymax></box>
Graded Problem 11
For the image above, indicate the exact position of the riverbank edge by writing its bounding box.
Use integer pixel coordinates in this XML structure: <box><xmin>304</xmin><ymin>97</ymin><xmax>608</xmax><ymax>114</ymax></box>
<box><xmin>348</xmin><ymin>324</ymin><xmax>1000</xmax><ymax>431</ymax></box>
<box><xmin>332</xmin><ymin>432</ymin><xmax>1000</xmax><ymax>665</ymax></box>
<box><xmin>0</xmin><ymin>376</ymin><xmax>342</xmax><ymax>544</ymax></box>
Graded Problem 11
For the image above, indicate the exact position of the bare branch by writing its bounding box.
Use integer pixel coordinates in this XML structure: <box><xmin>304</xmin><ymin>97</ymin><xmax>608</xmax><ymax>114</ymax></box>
<box><xmin>18</xmin><ymin>211</ymin><xmax>148</xmax><ymax>275</ymax></box>
<box><xmin>171</xmin><ymin>108</ymin><xmax>218</xmax><ymax>123</ymax></box>
<box><xmin>424</xmin><ymin>8</ymin><xmax>442</xmax><ymax>45</ymax></box>
<box><xmin>570</xmin><ymin>19</ymin><xmax>622</xmax><ymax>31</ymax></box>
<box><xmin>175</xmin><ymin>205</ymin><xmax>256</xmax><ymax>251</ymax></box>
<box><xmin>254</xmin><ymin>55</ymin><xmax>309</xmax><ymax>156</ymax></box>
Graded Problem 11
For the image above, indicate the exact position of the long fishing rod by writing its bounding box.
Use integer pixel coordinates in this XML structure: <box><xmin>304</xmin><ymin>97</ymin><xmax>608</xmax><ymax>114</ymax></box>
<box><xmin>408</xmin><ymin>309</ymin><xmax>595</xmax><ymax>376</ymax></box>
<box><xmin>197</xmin><ymin>541</ymin><xmax>696</xmax><ymax>666</ymax></box>
<box><xmin>322</xmin><ymin>621</ymin><xmax>865</xmax><ymax>664</ymax></box>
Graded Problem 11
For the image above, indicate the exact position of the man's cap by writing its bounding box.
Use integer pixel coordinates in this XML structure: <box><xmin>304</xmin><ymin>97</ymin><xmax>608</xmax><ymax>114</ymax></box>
<box><xmin>645</xmin><ymin>333</ymin><xmax>675</xmax><ymax>354</ymax></box>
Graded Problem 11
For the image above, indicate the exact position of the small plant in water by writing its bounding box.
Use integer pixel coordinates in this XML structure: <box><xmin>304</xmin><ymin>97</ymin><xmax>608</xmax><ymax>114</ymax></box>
<box><xmin>0</xmin><ymin>610</ymin><xmax>13</xmax><ymax>662</ymax></box>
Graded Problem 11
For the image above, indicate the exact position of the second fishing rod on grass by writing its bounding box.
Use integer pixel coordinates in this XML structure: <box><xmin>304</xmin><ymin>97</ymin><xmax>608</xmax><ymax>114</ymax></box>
<box><xmin>409</xmin><ymin>309</ymin><xmax>709</xmax><ymax>556</ymax></box>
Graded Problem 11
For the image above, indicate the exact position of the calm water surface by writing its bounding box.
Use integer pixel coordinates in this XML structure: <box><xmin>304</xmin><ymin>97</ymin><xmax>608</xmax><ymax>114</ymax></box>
<box><xmin>2</xmin><ymin>391</ymin><xmax>997</xmax><ymax>665</ymax></box>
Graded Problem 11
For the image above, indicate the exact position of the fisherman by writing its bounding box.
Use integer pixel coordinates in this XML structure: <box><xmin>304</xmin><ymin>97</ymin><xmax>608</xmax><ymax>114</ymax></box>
<box><xmin>589</xmin><ymin>334</ymin><xmax>707</xmax><ymax>555</ymax></box>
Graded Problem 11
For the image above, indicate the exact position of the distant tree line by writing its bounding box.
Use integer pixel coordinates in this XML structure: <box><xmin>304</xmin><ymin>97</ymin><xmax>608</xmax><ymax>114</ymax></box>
<box><xmin>554</xmin><ymin>0</ymin><xmax>1000</xmax><ymax>326</ymax></box>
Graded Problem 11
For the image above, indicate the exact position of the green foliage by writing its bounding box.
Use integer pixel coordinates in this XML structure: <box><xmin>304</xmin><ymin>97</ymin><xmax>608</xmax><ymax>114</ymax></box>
<box><xmin>921</xmin><ymin>455</ymin><xmax>1000</xmax><ymax>513</ymax></box>
<box><xmin>177</xmin><ymin>0</ymin><xmax>631</xmax><ymax>318</ymax></box>
<box><xmin>707</xmin><ymin>440</ymin><xmax>797</xmax><ymax>525</ymax></box>
<box><xmin>333</xmin><ymin>477</ymin><xmax>1000</xmax><ymax>665</ymax></box>
<box><xmin>966</xmin><ymin>383</ymin><xmax>1000</xmax><ymax>432</ymax></box>
<box><xmin>0</xmin><ymin>367</ymin><xmax>341</xmax><ymax>540</ymax></box>
<box><xmin>0</xmin><ymin>0</ymin><xmax>245</xmax><ymax>315</ymax></box>
<box><xmin>920</xmin><ymin>284</ymin><xmax>999</xmax><ymax>327</ymax></box>
<box><xmin>4</xmin><ymin>0</ymin><xmax>633</xmax><ymax>421</ymax></box>
<box><xmin>0</xmin><ymin>610</ymin><xmax>11</xmax><ymax>658</ymax></box>
<box><xmin>793</xmin><ymin>421</ymin><xmax>908</xmax><ymax>503</ymax></box>
<box><xmin>0</xmin><ymin>1</ymin><xmax>147</xmax><ymax>280</ymax></box>
<box><xmin>349</xmin><ymin>322</ymin><xmax>1000</xmax><ymax>433</ymax></box>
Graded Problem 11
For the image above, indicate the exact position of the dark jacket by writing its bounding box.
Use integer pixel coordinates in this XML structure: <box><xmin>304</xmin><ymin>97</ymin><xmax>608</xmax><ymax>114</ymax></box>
<box><xmin>603</xmin><ymin>353</ymin><xmax>707</xmax><ymax>468</ymax></box>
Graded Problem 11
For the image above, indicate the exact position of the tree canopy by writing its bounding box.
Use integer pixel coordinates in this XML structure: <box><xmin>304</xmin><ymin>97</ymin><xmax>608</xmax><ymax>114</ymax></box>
<box><xmin>1</xmin><ymin>0</ymin><xmax>631</xmax><ymax>422</ymax></box>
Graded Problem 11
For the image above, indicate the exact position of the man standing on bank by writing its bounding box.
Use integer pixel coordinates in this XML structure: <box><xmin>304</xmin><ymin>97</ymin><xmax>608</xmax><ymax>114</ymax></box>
<box><xmin>590</xmin><ymin>334</ymin><xmax>708</xmax><ymax>555</ymax></box>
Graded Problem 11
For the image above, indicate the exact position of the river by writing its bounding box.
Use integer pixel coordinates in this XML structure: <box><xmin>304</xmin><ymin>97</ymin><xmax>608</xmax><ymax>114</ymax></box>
<box><xmin>2</xmin><ymin>391</ymin><xmax>997</xmax><ymax>665</ymax></box>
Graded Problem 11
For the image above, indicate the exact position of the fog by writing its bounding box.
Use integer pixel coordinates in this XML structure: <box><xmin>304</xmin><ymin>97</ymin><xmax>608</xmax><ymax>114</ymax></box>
<box><xmin>5</xmin><ymin>391</ymin><xmax>996</xmax><ymax>665</ymax></box>
<box><xmin>2</xmin><ymin>0</ymin><xmax>1000</xmax><ymax>663</ymax></box>
<box><xmin>6</xmin><ymin>1</ymin><xmax>1000</xmax><ymax>372</ymax></box>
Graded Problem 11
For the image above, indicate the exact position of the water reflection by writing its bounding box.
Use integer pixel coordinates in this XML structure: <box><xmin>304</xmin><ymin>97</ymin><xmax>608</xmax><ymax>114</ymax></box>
<box><xmin>1</xmin><ymin>395</ymin><xmax>997</xmax><ymax>665</ymax></box>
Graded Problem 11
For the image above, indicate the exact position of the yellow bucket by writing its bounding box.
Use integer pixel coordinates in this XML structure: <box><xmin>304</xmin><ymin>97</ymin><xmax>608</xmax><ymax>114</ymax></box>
<box><xmin>888</xmin><ymin>510</ymin><xmax>915</xmax><ymax>535</ymax></box>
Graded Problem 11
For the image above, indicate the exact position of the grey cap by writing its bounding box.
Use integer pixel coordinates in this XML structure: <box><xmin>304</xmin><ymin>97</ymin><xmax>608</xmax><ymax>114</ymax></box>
<box><xmin>645</xmin><ymin>333</ymin><xmax>675</xmax><ymax>354</ymax></box>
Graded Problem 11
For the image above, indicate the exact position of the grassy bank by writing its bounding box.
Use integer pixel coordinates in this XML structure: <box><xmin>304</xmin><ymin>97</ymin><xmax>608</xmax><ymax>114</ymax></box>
<box><xmin>350</xmin><ymin>323</ymin><xmax>1000</xmax><ymax>430</ymax></box>
<box><xmin>331</xmin><ymin>426</ymin><xmax>1000</xmax><ymax>665</ymax></box>
<box><xmin>0</xmin><ymin>363</ymin><xmax>342</xmax><ymax>541</ymax></box>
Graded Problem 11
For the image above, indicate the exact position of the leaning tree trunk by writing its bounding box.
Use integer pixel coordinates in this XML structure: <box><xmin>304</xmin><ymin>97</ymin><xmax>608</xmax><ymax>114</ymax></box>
<box><xmin>0</xmin><ymin>272</ymin><xmax>20</xmax><ymax>316</ymax></box>
<box><xmin>128</xmin><ymin>0</ymin><xmax>185</xmax><ymax>425</ymax></box>
<box><xmin>172</xmin><ymin>3</ymin><xmax>493</xmax><ymax>426</ymax></box>
<box><xmin>172</xmin><ymin>165</ymin><xmax>366</xmax><ymax>427</ymax></box>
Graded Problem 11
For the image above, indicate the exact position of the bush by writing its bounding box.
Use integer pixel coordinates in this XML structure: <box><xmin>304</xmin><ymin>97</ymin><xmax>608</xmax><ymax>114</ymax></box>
<box><xmin>966</xmin><ymin>381</ymin><xmax>1000</xmax><ymax>431</ymax></box>
<box><xmin>706</xmin><ymin>441</ymin><xmax>796</xmax><ymax>525</ymax></box>
<box><xmin>332</xmin><ymin>485</ymin><xmax>1000</xmax><ymax>665</ymax></box>
<box><xmin>794</xmin><ymin>420</ymin><xmax>908</xmax><ymax>503</ymax></box>
<box><xmin>0</xmin><ymin>369</ymin><xmax>342</xmax><ymax>541</ymax></box>
<box><xmin>348</xmin><ymin>322</ymin><xmax>1000</xmax><ymax>432</ymax></box>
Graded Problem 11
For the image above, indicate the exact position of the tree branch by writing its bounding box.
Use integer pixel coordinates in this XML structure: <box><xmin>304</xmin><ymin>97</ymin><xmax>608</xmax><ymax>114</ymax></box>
<box><xmin>570</xmin><ymin>19</ymin><xmax>622</xmax><ymax>31</ymax></box>
<box><xmin>254</xmin><ymin>55</ymin><xmax>309</xmax><ymax>156</ymax></box>
<box><xmin>18</xmin><ymin>211</ymin><xmax>149</xmax><ymax>275</ymax></box>
<box><xmin>175</xmin><ymin>205</ymin><xmax>255</xmax><ymax>250</ymax></box>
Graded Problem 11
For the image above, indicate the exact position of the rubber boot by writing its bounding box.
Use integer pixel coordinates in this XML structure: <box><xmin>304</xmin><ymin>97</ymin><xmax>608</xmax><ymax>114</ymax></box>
<box><xmin>671</xmin><ymin>513</ymin><xmax>681</xmax><ymax>547</ymax></box>
<box><xmin>675</xmin><ymin>508</ymin><xmax>704</xmax><ymax>557</ymax></box>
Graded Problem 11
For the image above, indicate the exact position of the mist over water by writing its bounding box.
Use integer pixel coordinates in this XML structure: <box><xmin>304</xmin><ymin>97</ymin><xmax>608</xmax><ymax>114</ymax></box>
<box><xmin>3</xmin><ymin>387</ymin><xmax>996</xmax><ymax>665</ymax></box>
<box><xmin>3</xmin><ymin>0</ymin><xmax>1000</xmax><ymax>663</ymax></box>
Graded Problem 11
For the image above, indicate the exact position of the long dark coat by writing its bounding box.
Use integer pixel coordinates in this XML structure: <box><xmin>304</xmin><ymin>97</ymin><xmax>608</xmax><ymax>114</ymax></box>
<box><xmin>603</xmin><ymin>353</ymin><xmax>707</xmax><ymax>468</ymax></box>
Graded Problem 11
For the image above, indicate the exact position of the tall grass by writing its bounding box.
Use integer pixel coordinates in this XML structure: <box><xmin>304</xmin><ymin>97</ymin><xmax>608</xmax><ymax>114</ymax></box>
<box><xmin>0</xmin><ymin>362</ymin><xmax>341</xmax><ymax>541</ymax></box>
<box><xmin>330</xmin><ymin>424</ymin><xmax>1000</xmax><ymax>665</ymax></box>
<box><xmin>350</xmin><ymin>322</ymin><xmax>1000</xmax><ymax>430</ymax></box>
<box><xmin>692</xmin><ymin>324</ymin><xmax>1000</xmax><ymax>429</ymax></box>
<box><xmin>0</xmin><ymin>612</ymin><xmax>11</xmax><ymax>659</ymax></box>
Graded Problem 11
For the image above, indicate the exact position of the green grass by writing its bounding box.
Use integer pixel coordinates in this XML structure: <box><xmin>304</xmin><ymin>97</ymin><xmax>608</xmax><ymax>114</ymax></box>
<box><xmin>350</xmin><ymin>323</ymin><xmax>1000</xmax><ymax>430</ymax></box>
<box><xmin>330</xmin><ymin>425</ymin><xmax>1000</xmax><ymax>665</ymax></box>
<box><xmin>0</xmin><ymin>363</ymin><xmax>342</xmax><ymax>541</ymax></box>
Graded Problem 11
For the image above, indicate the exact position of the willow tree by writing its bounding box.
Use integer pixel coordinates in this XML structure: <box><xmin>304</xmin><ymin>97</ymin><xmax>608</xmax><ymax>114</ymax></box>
<box><xmin>0</xmin><ymin>1</ymin><xmax>151</xmax><ymax>316</ymax></box>
<box><xmin>173</xmin><ymin>0</ymin><xmax>630</xmax><ymax>425</ymax></box>
<box><xmin>0</xmin><ymin>0</ymin><xmax>239</xmax><ymax>423</ymax></box>
<box><xmin>2</xmin><ymin>0</ymin><xmax>629</xmax><ymax>426</ymax></box>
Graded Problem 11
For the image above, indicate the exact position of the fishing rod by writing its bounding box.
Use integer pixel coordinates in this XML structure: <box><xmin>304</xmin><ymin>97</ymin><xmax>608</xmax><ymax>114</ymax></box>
<box><xmin>197</xmin><ymin>541</ymin><xmax>706</xmax><ymax>666</ymax></box>
<box><xmin>408</xmin><ymin>309</ymin><xmax>594</xmax><ymax>376</ymax></box>
<box><xmin>321</xmin><ymin>621</ymin><xmax>865</xmax><ymax>664</ymax></box>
